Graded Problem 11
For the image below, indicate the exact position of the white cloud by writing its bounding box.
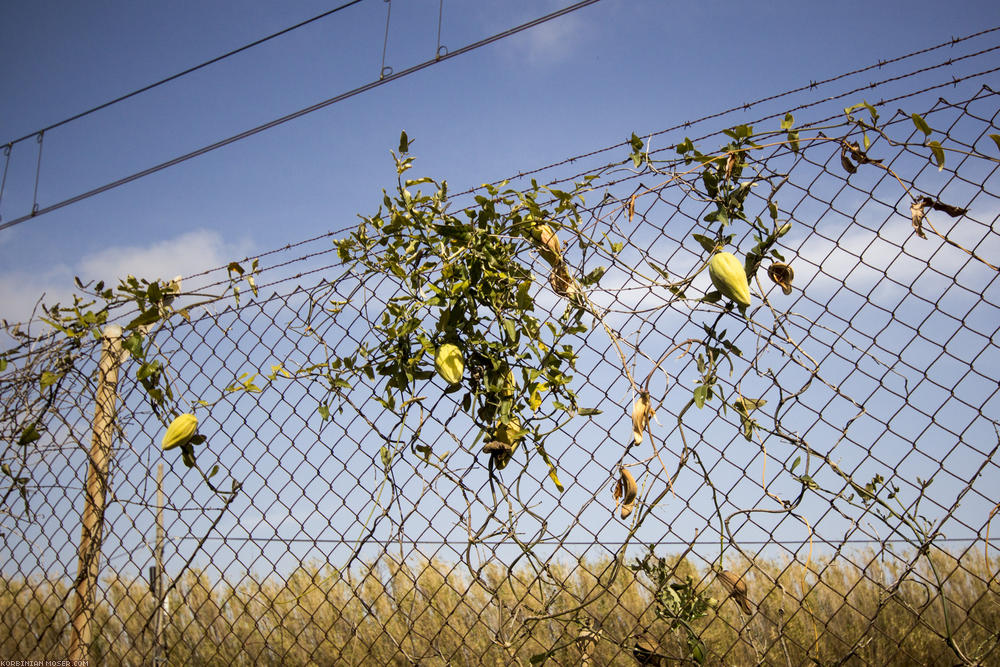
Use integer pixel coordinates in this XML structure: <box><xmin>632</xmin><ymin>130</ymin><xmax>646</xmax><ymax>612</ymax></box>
<box><xmin>0</xmin><ymin>229</ymin><xmax>252</xmax><ymax>326</ymax></box>
<box><xmin>785</xmin><ymin>207</ymin><xmax>1000</xmax><ymax>306</ymax></box>
<box><xmin>503</xmin><ymin>2</ymin><xmax>589</xmax><ymax>66</ymax></box>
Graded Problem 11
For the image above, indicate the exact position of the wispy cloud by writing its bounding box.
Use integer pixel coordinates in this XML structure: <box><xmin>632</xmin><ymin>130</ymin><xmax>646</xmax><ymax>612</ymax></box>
<box><xmin>504</xmin><ymin>2</ymin><xmax>590</xmax><ymax>66</ymax></box>
<box><xmin>0</xmin><ymin>229</ymin><xmax>252</xmax><ymax>325</ymax></box>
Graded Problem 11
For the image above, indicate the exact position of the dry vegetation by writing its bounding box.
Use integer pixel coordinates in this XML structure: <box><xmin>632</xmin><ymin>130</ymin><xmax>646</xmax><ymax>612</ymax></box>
<box><xmin>2</xmin><ymin>547</ymin><xmax>997</xmax><ymax>665</ymax></box>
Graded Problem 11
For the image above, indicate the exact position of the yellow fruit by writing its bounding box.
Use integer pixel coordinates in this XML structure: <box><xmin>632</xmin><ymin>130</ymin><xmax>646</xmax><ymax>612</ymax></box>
<box><xmin>162</xmin><ymin>413</ymin><xmax>198</xmax><ymax>451</ymax></box>
<box><xmin>708</xmin><ymin>252</ymin><xmax>752</xmax><ymax>307</ymax></box>
<box><xmin>434</xmin><ymin>343</ymin><xmax>464</xmax><ymax>385</ymax></box>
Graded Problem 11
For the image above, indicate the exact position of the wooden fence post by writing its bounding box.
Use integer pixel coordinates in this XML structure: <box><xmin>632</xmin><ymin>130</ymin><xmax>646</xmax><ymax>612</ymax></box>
<box><xmin>69</xmin><ymin>324</ymin><xmax>126</xmax><ymax>662</ymax></box>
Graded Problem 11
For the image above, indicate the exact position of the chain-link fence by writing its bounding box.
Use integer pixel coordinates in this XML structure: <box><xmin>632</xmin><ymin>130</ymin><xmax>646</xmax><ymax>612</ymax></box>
<box><xmin>2</xmin><ymin>36</ymin><xmax>1000</xmax><ymax>667</ymax></box>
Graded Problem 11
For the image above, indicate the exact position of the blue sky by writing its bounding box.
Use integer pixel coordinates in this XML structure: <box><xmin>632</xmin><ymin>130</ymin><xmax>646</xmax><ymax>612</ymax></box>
<box><xmin>2</xmin><ymin>0</ymin><xmax>1000</xmax><ymax>321</ymax></box>
<box><xmin>2</xmin><ymin>1</ymin><xmax>1000</xmax><ymax>581</ymax></box>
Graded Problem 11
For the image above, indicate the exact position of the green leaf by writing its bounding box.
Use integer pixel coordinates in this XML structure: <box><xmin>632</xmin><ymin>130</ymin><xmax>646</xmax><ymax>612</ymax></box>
<box><xmin>690</xmin><ymin>637</ymin><xmax>707</xmax><ymax>665</ymax></box>
<box><xmin>516</xmin><ymin>281</ymin><xmax>533</xmax><ymax>311</ymax></box>
<box><xmin>692</xmin><ymin>234</ymin><xmax>717</xmax><ymax>253</ymax></box>
<box><xmin>693</xmin><ymin>385</ymin><xmax>708</xmax><ymax>409</ymax></box>
<box><xmin>379</xmin><ymin>446</ymin><xmax>391</xmax><ymax>470</ymax></box>
<box><xmin>675</xmin><ymin>137</ymin><xmax>694</xmax><ymax>155</ymax></box>
<box><xmin>780</xmin><ymin>112</ymin><xmax>794</xmax><ymax>130</ymax></box>
<box><xmin>398</xmin><ymin>130</ymin><xmax>410</xmax><ymax>154</ymax></box>
<box><xmin>927</xmin><ymin>140</ymin><xmax>945</xmax><ymax>171</ymax></box>
<box><xmin>181</xmin><ymin>443</ymin><xmax>196</xmax><ymax>468</ymax></box>
<box><xmin>122</xmin><ymin>332</ymin><xmax>144</xmax><ymax>358</ymax></box>
<box><xmin>318</xmin><ymin>404</ymin><xmax>331</xmax><ymax>421</ymax></box>
<box><xmin>39</xmin><ymin>371</ymin><xmax>59</xmax><ymax>389</ymax></box>
<box><xmin>989</xmin><ymin>134</ymin><xmax>1000</xmax><ymax>153</ymax></box>
<box><xmin>787</xmin><ymin>130</ymin><xmax>799</xmax><ymax>154</ymax></box>
<box><xmin>209</xmin><ymin>465</ymin><xmax>219</xmax><ymax>478</ymax></box>
<box><xmin>530</xmin><ymin>651</ymin><xmax>555</xmax><ymax>665</ymax></box>
<box><xmin>18</xmin><ymin>423</ymin><xmax>41</xmax><ymax>447</ymax></box>
<box><xmin>577</xmin><ymin>407</ymin><xmax>602</xmax><ymax>416</ymax></box>
<box><xmin>701</xmin><ymin>290</ymin><xmax>722</xmax><ymax>304</ymax></box>
<box><xmin>125</xmin><ymin>308</ymin><xmax>160</xmax><ymax>331</ymax></box>
<box><xmin>0</xmin><ymin>356</ymin><xmax>7</xmax><ymax>372</ymax></box>
<box><xmin>790</xmin><ymin>456</ymin><xmax>801</xmax><ymax>472</ymax></box>
<box><xmin>911</xmin><ymin>113</ymin><xmax>932</xmax><ymax>136</ymax></box>
<box><xmin>862</xmin><ymin>101</ymin><xmax>879</xmax><ymax>122</ymax></box>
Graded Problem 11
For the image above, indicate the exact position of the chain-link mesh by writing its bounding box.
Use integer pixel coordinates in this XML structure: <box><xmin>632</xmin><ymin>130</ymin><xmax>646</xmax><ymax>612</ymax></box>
<box><xmin>2</xmin><ymin>47</ymin><xmax>999</xmax><ymax>667</ymax></box>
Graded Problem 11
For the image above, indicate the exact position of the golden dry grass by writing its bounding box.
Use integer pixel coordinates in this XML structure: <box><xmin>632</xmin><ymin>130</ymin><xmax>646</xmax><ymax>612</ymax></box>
<box><xmin>1</xmin><ymin>548</ymin><xmax>997</xmax><ymax>665</ymax></box>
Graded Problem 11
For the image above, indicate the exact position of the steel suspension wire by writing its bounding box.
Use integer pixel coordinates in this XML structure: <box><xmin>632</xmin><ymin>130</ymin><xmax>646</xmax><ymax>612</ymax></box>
<box><xmin>2</xmin><ymin>0</ymin><xmax>369</xmax><ymax>148</ymax></box>
<box><xmin>0</xmin><ymin>0</ymin><xmax>606</xmax><ymax>233</ymax></box>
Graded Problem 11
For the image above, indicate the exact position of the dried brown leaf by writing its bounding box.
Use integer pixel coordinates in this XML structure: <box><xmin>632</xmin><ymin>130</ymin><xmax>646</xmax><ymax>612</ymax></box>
<box><xmin>839</xmin><ymin>147</ymin><xmax>857</xmax><ymax>175</ymax></box>
<box><xmin>910</xmin><ymin>199</ymin><xmax>928</xmax><ymax>239</ymax></box>
<box><xmin>927</xmin><ymin>198</ymin><xmax>968</xmax><ymax>217</ymax></box>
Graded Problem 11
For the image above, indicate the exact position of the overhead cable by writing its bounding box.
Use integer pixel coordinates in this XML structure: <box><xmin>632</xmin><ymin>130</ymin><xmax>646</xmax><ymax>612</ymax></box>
<box><xmin>0</xmin><ymin>0</ymin><xmax>606</xmax><ymax>232</ymax></box>
<box><xmin>2</xmin><ymin>0</ymin><xmax>368</xmax><ymax>148</ymax></box>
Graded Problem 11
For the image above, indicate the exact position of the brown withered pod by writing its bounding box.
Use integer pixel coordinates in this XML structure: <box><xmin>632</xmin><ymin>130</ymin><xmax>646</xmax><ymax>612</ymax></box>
<box><xmin>613</xmin><ymin>466</ymin><xmax>638</xmax><ymax>519</ymax></box>
<box><xmin>767</xmin><ymin>262</ymin><xmax>794</xmax><ymax>295</ymax></box>
<box><xmin>716</xmin><ymin>569</ymin><xmax>753</xmax><ymax>614</ymax></box>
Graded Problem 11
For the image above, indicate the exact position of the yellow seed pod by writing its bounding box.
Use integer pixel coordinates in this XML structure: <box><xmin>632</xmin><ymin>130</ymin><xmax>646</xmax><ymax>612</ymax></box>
<box><xmin>161</xmin><ymin>413</ymin><xmax>198</xmax><ymax>451</ymax></box>
<box><xmin>708</xmin><ymin>252</ymin><xmax>752</xmax><ymax>307</ymax></box>
<box><xmin>434</xmin><ymin>343</ymin><xmax>464</xmax><ymax>385</ymax></box>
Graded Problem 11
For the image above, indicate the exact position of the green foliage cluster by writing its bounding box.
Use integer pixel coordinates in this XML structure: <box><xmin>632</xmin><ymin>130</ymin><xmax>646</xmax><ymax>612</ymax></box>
<box><xmin>312</xmin><ymin>133</ymin><xmax>612</xmax><ymax>483</ymax></box>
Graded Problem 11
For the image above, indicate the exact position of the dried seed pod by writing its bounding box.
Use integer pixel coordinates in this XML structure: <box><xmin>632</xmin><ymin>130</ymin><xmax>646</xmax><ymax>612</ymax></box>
<box><xmin>717</xmin><ymin>569</ymin><xmax>752</xmax><ymax>614</ymax></box>
<box><xmin>576</xmin><ymin>623</ymin><xmax>597</xmax><ymax>666</ymax></box>
<box><xmin>619</xmin><ymin>466</ymin><xmax>638</xmax><ymax>519</ymax></box>
<box><xmin>534</xmin><ymin>223</ymin><xmax>563</xmax><ymax>266</ymax></box>
<box><xmin>162</xmin><ymin>413</ymin><xmax>198</xmax><ymax>451</ymax></box>
<box><xmin>491</xmin><ymin>417</ymin><xmax>522</xmax><ymax>469</ymax></box>
<box><xmin>767</xmin><ymin>263</ymin><xmax>794</xmax><ymax>295</ymax></box>
<box><xmin>631</xmin><ymin>632</ymin><xmax>668</xmax><ymax>665</ymax></box>
<box><xmin>631</xmin><ymin>392</ymin><xmax>652</xmax><ymax>445</ymax></box>
<box><xmin>549</xmin><ymin>263</ymin><xmax>580</xmax><ymax>299</ymax></box>
<box><xmin>910</xmin><ymin>199</ymin><xmax>928</xmax><ymax>239</ymax></box>
<box><xmin>482</xmin><ymin>440</ymin><xmax>513</xmax><ymax>455</ymax></box>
